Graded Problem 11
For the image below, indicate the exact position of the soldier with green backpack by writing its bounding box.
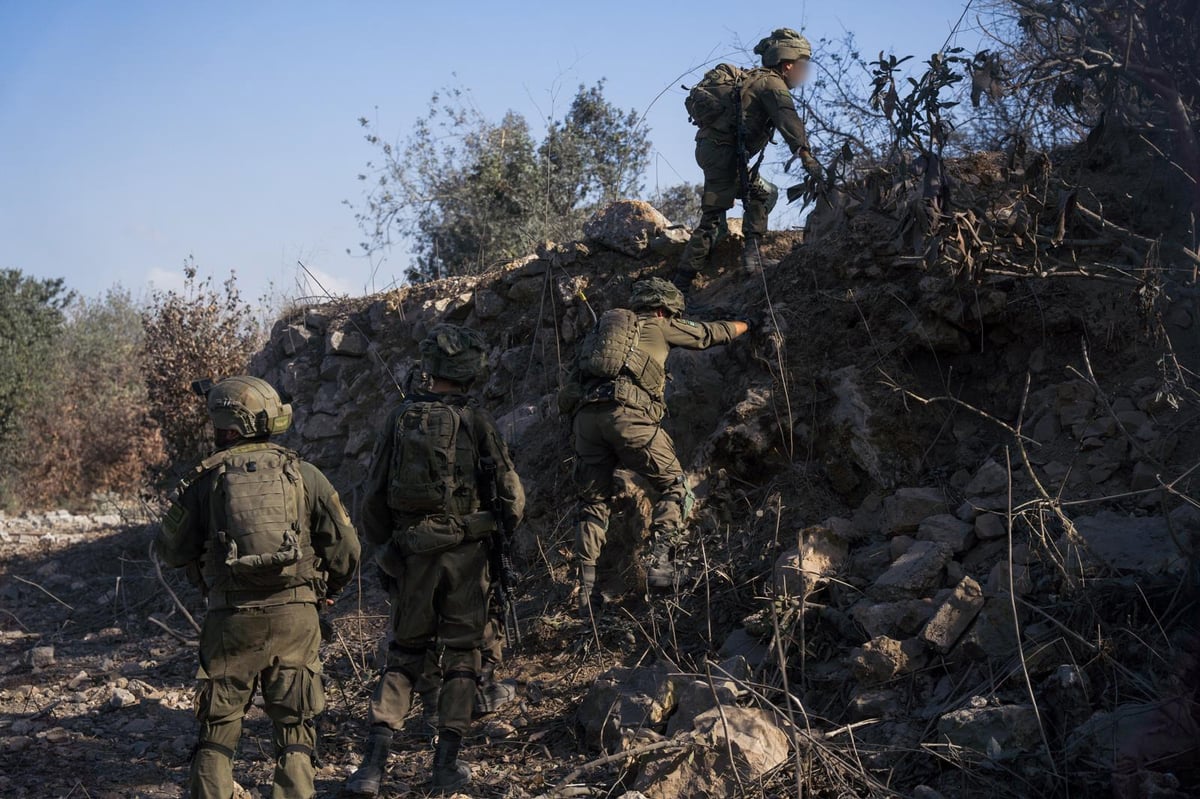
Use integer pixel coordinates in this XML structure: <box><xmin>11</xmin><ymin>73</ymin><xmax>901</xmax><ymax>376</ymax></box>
<box><xmin>346</xmin><ymin>323</ymin><xmax>525</xmax><ymax>796</ymax></box>
<box><xmin>559</xmin><ymin>278</ymin><xmax>750</xmax><ymax>614</ymax></box>
<box><xmin>675</xmin><ymin>27</ymin><xmax>822</xmax><ymax>285</ymax></box>
<box><xmin>155</xmin><ymin>376</ymin><xmax>361</xmax><ymax>799</ymax></box>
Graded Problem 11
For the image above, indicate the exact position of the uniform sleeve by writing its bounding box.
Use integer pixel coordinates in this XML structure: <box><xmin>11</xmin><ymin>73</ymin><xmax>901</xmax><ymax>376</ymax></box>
<box><xmin>302</xmin><ymin>463</ymin><xmax>362</xmax><ymax>598</ymax></box>
<box><xmin>662</xmin><ymin>317</ymin><xmax>741</xmax><ymax>350</ymax></box>
<box><xmin>475</xmin><ymin>410</ymin><xmax>526</xmax><ymax>530</ymax></box>
<box><xmin>759</xmin><ymin>80</ymin><xmax>811</xmax><ymax>154</ymax></box>
<box><xmin>155</xmin><ymin>477</ymin><xmax>205</xmax><ymax>568</ymax></box>
<box><xmin>360</xmin><ymin>407</ymin><xmax>400</xmax><ymax>547</ymax></box>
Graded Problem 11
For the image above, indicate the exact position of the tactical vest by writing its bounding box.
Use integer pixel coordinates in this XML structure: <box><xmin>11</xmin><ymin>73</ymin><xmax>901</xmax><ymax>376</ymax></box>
<box><xmin>386</xmin><ymin>399</ymin><xmax>496</xmax><ymax>555</ymax></box>
<box><xmin>196</xmin><ymin>443</ymin><xmax>319</xmax><ymax>604</ymax></box>
<box><xmin>579</xmin><ymin>309</ymin><xmax>667</xmax><ymax>399</ymax></box>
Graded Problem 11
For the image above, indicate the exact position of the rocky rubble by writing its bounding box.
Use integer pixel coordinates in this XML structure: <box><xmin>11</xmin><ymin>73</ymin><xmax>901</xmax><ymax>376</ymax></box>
<box><xmin>243</xmin><ymin>192</ymin><xmax>1198</xmax><ymax>797</ymax></box>
<box><xmin>0</xmin><ymin>507</ymin><xmax>146</xmax><ymax>550</ymax></box>
<box><xmin>3</xmin><ymin>188</ymin><xmax>1199</xmax><ymax>797</ymax></box>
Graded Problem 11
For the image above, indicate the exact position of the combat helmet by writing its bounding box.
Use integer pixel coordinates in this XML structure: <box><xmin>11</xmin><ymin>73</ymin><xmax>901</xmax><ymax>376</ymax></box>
<box><xmin>420</xmin><ymin>323</ymin><xmax>488</xmax><ymax>385</ymax></box>
<box><xmin>205</xmin><ymin>376</ymin><xmax>293</xmax><ymax>437</ymax></box>
<box><xmin>630</xmin><ymin>277</ymin><xmax>686</xmax><ymax>317</ymax></box>
<box><xmin>755</xmin><ymin>28</ymin><xmax>812</xmax><ymax>67</ymax></box>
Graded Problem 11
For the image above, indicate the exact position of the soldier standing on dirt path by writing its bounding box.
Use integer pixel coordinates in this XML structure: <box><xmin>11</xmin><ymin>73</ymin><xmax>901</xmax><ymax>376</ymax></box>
<box><xmin>155</xmin><ymin>376</ymin><xmax>361</xmax><ymax>799</ymax></box>
<box><xmin>558</xmin><ymin>278</ymin><xmax>750</xmax><ymax>616</ymax></box>
<box><xmin>675</xmin><ymin>27</ymin><xmax>821</xmax><ymax>287</ymax></box>
<box><xmin>345</xmin><ymin>323</ymin><xmax>525</xmax><ymax>797</ymax></box>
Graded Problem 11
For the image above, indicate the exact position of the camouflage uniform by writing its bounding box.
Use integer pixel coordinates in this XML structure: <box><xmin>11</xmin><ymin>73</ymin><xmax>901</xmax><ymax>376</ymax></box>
<box><xmin>155</xmin><ymin>377</ymin><xmax>361</xmax><ymax>799</ymax></box>
<box><xmin>678</xmin><ymin>29</ymin><xmax>817</xmax><ymax>279</ymax></box>
<box><xmin>347</xmin><ymin>325</ymin><xmax>524</xmax><ymax>796</ymax></box>
<box><xmin>568</xmin><ymin>279</ymin><xmax>745</xmax><ymax>600</ymax></box>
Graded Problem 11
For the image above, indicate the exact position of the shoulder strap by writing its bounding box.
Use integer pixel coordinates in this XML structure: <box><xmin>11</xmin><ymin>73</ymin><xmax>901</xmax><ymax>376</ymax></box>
<box><xmin>621</xmin><ymin>315</ymin><xmax>647</xmax><ymax>375</ymax></box>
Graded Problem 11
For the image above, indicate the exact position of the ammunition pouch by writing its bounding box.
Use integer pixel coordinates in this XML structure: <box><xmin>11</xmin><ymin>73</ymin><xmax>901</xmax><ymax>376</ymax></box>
<box><xmin>393</xmin><ymin>512</ymin><xmax>496</xmax><ymax>557</ymax></box>
<box><xmin>583</xmin><ymin>378</ymin><xmax>665</xmax><ymax>421</ymax></box>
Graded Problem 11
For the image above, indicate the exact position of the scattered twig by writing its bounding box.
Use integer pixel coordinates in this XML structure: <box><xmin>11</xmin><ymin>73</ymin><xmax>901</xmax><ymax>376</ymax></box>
<box><xmin>148</xmin><ymin>542</ymin><xmax>202</xmax><ymax>635</ymax></box>
<box><xmin>1004</xmin><ymin>446</ymin><xmax>1059</xmax><ymax>781</ymax></box>
<box><xmin>148</xmin><ymin>615</ymin><xmax>197</xmax><ymax>645</ymax></box>
<box><xmin>13</xmin><ymin>575</ymin><xmax>74</xmax><ymax>612</ymax></box>
<box><xmin>544</xmin><ymin>738</ymin><xmax>692</xmax><ymax>797</ymax></box>
<box><xmin>0</xmin><ymin>607</ymin><xmax>32</xmax><ymax>632</ymax></box>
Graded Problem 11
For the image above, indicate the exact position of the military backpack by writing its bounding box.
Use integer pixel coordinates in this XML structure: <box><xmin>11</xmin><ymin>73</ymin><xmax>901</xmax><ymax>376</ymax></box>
<box><xmin>200</xmin><ymin>444</ymin><xmax>311</xmax><ymax>589</ymax></box>
<box><xmin>685</xmin><ymin>63</ymin><xmax>748</xmax><ymax>132</ymax></box>
<box><xmin>387</xmin><ymin>400</ymin><xmax>481</xmax><ymax>516</ymax></box>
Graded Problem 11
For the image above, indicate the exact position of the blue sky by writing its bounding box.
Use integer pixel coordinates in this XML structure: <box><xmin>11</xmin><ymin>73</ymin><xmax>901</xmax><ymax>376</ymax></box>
<box><xmin>0</xmin><ymin>0</ymin><xmax>977</xmax><ymax>302</ymax></box>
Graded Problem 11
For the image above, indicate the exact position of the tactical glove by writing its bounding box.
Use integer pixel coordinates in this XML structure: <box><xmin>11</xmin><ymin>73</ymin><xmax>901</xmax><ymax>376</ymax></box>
<box><xmin>799</xmin><ymin>150</ymin><xmax>824</xmax><ymax>182</ymax></box>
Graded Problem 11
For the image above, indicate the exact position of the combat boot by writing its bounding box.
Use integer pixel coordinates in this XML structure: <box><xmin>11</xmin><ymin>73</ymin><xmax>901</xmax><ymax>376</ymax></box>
<box><xmin>645</xmin><ymin>540</ymin><xmax>677</xmax><ymax>593</ymax></box>
<box><xmin>475</xmin><ymin>663</ymin><xmax>516</xmax><ymax>716</ymax></box>
<box><xmin>430</xmin><ymin>729</ymin><xmax>471</xmax><ymax>793</ymax></box>
<box><xmin>578</xmin><ymin>564</ymin><xmax>600</xmax><ymax>619</ymax></box>
<box><xmin>344</xmin><ymin>725</ymin><xmax>392</xmax><ymax>797</ymax></box>
<box><xmin>742</xmin><ymin>235</ymin><xmax>779</xmax><ymax>275</ymax></box>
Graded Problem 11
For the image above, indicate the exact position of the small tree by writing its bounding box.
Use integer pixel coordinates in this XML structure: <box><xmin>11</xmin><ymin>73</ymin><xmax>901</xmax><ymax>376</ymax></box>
<box><xmin>352</xmin><ymin>80</ymin><xmax>651</xmax><ymax>283</ymax></box>
<box><xmin>0</xmin><ymin>270</ymin><xmax>72</xmax><ymax>449</ymax></box>
<box><xmin>650</xmin><ymin>182</ymin><xmax>703</xmax><ymax>227</ymax></box>
<box><xmin>142</xmin><ymin>261</ymin><xmax>261</xmax><ymax>469</ymax></box>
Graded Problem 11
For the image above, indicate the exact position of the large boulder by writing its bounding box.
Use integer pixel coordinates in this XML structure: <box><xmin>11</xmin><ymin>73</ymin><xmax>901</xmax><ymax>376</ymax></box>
<box><xmin>666</xmin><ymin>661</ymin><xmax>746</xmax><ymax>736</ymax></box>
<box><xmin>634</xmin><ymin>707</ymin><xmax>790</xmax><ymax>799</ymax></box>
<box><xmin>583</xmin><ymin>200</ymin><xmax>671</xmax><ymax>257</ymax></box>
<box><xmin>577</xmin><ymin>665</ymin><xmax>679</xmax><ymax>753</ymax></box>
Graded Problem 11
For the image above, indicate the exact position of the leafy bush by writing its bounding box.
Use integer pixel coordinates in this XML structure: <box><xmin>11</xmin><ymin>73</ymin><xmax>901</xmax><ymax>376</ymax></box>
<box><xmin>142</xmin><ymin>261</ymin><xmax>261</xmax><ymax>470</ymax></box>
<box><xmin>4</xmin><ymin>290</ymin><xmax>166</xmax><ymax>508</ymax></box>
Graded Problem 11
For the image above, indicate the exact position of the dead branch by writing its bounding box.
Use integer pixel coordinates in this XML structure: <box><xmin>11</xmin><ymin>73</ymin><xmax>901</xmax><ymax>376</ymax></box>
<box><xmin>148</xmin><ymin>615</ymin><xmax>198</xmax><ymax>646</ymax></box>
<box><xmin>148</xmin><ymin>541</ymin><xmax>202</xmax><ymax>635</ymax></box>
<box><xmin>543</xmin><ymin>738</ymin><xmax>693</xmax><ymax>797</ymax></box>
<box><xmin>13</xmin><ymin>575</ymin><xmax>75</xmax><ymax>612</ymax></box>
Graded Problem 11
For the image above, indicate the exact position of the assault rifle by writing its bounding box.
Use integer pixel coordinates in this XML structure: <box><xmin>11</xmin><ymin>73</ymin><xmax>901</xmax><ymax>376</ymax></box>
<box><xmin>733</xmin><ymin>82</ymin><xmax>751</xmax><ymax>200</ymax></box>
<box><xmin>479</xmin><ymin>456</ymin><xmax>522</xmax><ymax>649</ymax></box>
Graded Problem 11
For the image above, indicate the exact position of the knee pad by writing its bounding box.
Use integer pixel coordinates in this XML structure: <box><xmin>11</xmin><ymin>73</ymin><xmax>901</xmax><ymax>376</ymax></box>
<box><xmin>441</xmin><ymin>647</ymin><xmax>481</xmax><ymax>677</ymax></box>
<box><xmin>751</xmin><ymin>178</ymin><xmax>780</xmax><ymax>213</ymax></box>
<box><xmin>196</xmin><ymin>740</ymin><xmax>235</xmax><ymax>760</ymax></box>
<box><xmin>277</xmin><ymin>742</ymin><xmax>315</xmax><ymax>765</ymax></box>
